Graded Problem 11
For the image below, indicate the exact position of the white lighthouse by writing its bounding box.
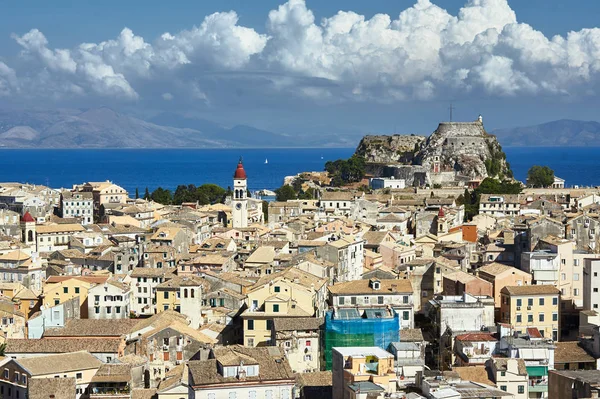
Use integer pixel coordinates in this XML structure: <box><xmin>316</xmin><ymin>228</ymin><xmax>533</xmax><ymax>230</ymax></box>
<box><xmin>232</xmin><ymin>158</ymin><xmax>248</xmax><ymax>228</ymax></box>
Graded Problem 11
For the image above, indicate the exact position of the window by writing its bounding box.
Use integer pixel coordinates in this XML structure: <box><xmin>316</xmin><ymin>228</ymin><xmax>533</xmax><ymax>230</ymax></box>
<box><xmin>163</xmin><ymin>291</ymin><xmax>168</xmax><ymax>299</ymax></box>
<box><xmin>247</xmin><ymin>338</ymin><xmax>254</xmax><ymax>346</ymax></box>
<box><xmin>561</xmin><ymin>273</ymin><xmax>566</xmax><ymax>281</ymax></box>
<box><xmin>273</xmin><ymin>304</ymin><xmax>279</xmax><ymax>313</ymax></box>
<box><xmin>274</xmin><ymin>286</ymin><xmax>280</xmax><ymax>293</ymax></box>
<box><xmin>364</xmin><ymin>296</ymin><xmax>369</xmax><ymax>304</ymax></box>
<box><xmin>403</xmin><ymin>296</ymin><xmax>409</xmax><ymax>304</ymax></box>
<box><xmin>304</xmin><ymin>354</ymin><xmax>312</xmax><ymax>361</ymax></box>
<box><xmin>306</xmin><ymin>340</ymin><xmax>311</xmax><ymax>347</ymax></box>
<box><xmin>116</xmin><ymin>306</ymin><xmax>121</xmax><ymax>314</ymax></box>
<box><xmin>500</xmin><ymin>371</ymin><xmax>506</xmax><ymax>376</ymax></box>
<box><xmin>518</xmin><ymin>385</ymin><xmax>525</xmax><ymax>394</ymax></box>
<box><xmin>106</xmin><ymin>306</ymin><xmax>111</xmax><ymax>314</ymax></box>
<box><xmin>350</xmin><ymin>296</ymin><xmax>357</xmax><ymax>305</ymax></box>
<box><xmin>528</xmin><ymin>298</ymin><xmax>533</xmax><ymax>307</ymax></box>
<box><xmin>575</xmin><ymin>288</ymin><xmax>580</xmax><ymax>296</ymax></box>
<box><xmin>3</xmin><ymin>369</ymin><xmax>8</xmax><ymax>378</ymax></box>
<box><xmin>553</xmin><ymin>297</ymin><xmax>558</xmax><ymax>306</ymax></box>
<box><xmin>266</xmin><ymin>320</ymin><xmax>272</xmax><ymax>330</ymax></box>
<box><xmin>516</xmin><ymin>314</ymin><xmax>522</xmax><ymax>323</ymax></box>
<box><xmin>95</xmin><ymin>306</ymin><xmax>100</xmax><ymax>314</ymax></box>
<box><xmin>500</xmin><ymin>385</ymin><xmax>507</xmax><ymax>392</ymax></box>
<box><xmin>539</xmin><ymin>298</ymin><xmax>544</xmax><ymax>306</ymax></box>
<box><xmin>574</xmin><ymin>273</ymin><xmax>580</xmax><ymax>281</ymax></box>
<box><xmin>553</xmin><ymin>313</ymin><xmax>558</xmax><ymax>321</ymax></box>
<box><xmin>528</xmin><ymin>314</ymin><xmax>533</xmax><ymax>323</ymax></box>
<box><xmin>403</xmin><ymin>311</ymin><xmax>409</xmax><ymax>321</ymax></box>
<box><xmin>339</xmin><ymin>297</ymin><xmax>345</xmax><ymax>305</ymax></box>
<box><xmin>76</xmin><ymin>372</ymin><xmax>82</xmax><ymax>379</ymax></box>
<box><xmin>539</xmin><ymin>313</ymin><xmax>545</xmax><ymax>322</ymax></box>
<box><xmin>516</xmin><ymin>299</ymin><xmax>522</xmax><ymax>307</ymax></box>
<box><xmin>248</xmin><ymin>320</ymin><xmax>254</xmax><ymax>330</ymax></box>
<box><xmin>75</xmin><ymin>287</ymin><xmax>79</xmax><ymax>294</ymax></box>
<box><xmin>63</xmin><ymin>287</ymin><xmax>68</xmax><ymax>294</ymax></box>
<box><xmin>377</xmin><ymin>296</ymin><xmax>384</xmax><ymax>304</ymax></box>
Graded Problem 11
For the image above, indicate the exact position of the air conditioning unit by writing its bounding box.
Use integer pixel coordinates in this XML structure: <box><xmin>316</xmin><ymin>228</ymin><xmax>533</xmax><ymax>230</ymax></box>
<box><xmin>162</xmin><ymin>345</ymin><xmax>169</xmax><ymax>351</ymax></box>
<box><xmin>527</xmin><ymin>306</ymin><xmax>532</xmax><ymax>310</ymax></box>
<box><xmin>516</xmin><ymin>306</ymin><xmax>521</xmax><ymax>311</ymax></box>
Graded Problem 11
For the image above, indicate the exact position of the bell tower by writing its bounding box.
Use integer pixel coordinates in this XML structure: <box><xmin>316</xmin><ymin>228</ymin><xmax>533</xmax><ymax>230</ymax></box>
<box><xmin>20</xmin><ymin>211</ymin><xmax>36</xmax><ymax>246</ymax></box>
<box><xmin>232</xmin><ymin>158</ymin><xmax>248</xmax><ymax>228</ymax></box>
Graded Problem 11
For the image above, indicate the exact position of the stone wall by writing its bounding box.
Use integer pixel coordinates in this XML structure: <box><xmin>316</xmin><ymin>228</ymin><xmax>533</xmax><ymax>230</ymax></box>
<box><xmin>355</xmin><ymin>134</ymin><xmax>426</xmax><ymax>164</ymax></box>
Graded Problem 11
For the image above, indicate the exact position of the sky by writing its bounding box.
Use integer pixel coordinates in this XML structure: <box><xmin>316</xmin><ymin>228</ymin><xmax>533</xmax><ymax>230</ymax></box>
<box><xmin>1</xmin><ymin>0</ymin><xmax>600</xmax><ymax>136</ymax></box>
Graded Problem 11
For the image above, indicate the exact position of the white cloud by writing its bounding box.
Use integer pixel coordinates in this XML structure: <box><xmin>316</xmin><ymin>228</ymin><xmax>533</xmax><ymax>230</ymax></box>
<box><xmin>4</xmin><ymin>0</ymin><xmax>600</xmax><ymax>105</ymax></box>
<box><xmin>0</xmin><ymin>62</ymin><xmax>18</xmax><ymax>96</ymax></box>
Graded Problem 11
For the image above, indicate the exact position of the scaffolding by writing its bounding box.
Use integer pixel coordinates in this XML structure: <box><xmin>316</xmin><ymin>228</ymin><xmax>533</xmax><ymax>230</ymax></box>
<box><xmin>323</xmin><ymin>309</ymin><xmax>400</xmax><ymax>370</ymax></box>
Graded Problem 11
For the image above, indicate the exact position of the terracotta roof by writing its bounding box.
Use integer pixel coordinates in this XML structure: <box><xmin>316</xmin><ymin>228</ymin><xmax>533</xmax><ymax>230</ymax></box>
<box><xmin>328</xmin><ymin>279</ymin><xmax>412</xmax><ymax>295</ymax></box>
<box><xmin>297</xmin><ymin>370</ymin><xmax>332</xmax><ymax>387</ymax></box>
<box><xmin>455</xmin><ymin>333</ymin><xmax>497</xmax><ymax>342</ymax></box>
<box><xmin>45</xmin><ymin>275</ymin><xmax>110</xmax><ymax>285</ymax></box>
<box><xmin>20</xmin><ymin>211</ymin><xmax>35</xmax><ymax>223</ymax></box>
<box><xmin>18</xmin><ymin>351</ymin><xmax>102</xmax><ymax>375</ymax></box>
<box><xmin>6</xmin><ymin>338</ymin><xmax>121</xmax><ymax>354</ymax></box>
<box><xmin>189</xmin><ymin>346</ymin><xmax>294</xmax><ymax>387</ymax></box>
<box><xmin>43</xmin><ymin>319</ymin><xmax>138</xmax><ymax>337</ymax></box>
<box><xmin>92</xmin><ymin>363</ymin><xmax>132</xmax><ymax>383</ymax></box>
<box><xmin>273</xmin><ymin>317</ymin><xmax>323</xmax><ymax>332</ymax></box>
<box><xmin>36</xmin><ymin>224</ymin><xmax>86</xmax><ymax>234</ymax></box>
<box><xmin>454</xmin><ymin>366</ymin><xmax>494</xmax><ymax>386</ymax></box>
<box><xmin>478</xmin><ymin>262</ymin><xmax>528</xmax><ymax>277</ymax></box>
<box><xmin>400</xmin><ymin>328</ymin><xmax>425</xmax><ymax>342</ymax></box>
<box><xmin>28</xmin><ymin>377</ymin><xmax>75</xmax><ymax>399</ymax></box>
<box><xmin>131</xmin><ymin>389</ymin><xmax>158</xmax><ymax>399</ymax></box>
<box><xmin>131</xmin><ymin>267</ymin><xmax>176</xmax><ymax>278</ymax></box>
<box><xmin>554</xmin><ymin>342</ymin><xmax>596</xmax><ymax>364</ymax></box>
<box><xmin>251</xmin><ymin>267</ymin><xmax>327</xmax><ymax>292</ymax></box>
<box><xmin>501</xmin><ymin>285</ymin><xmax>560</xmax><ymax>296</ymax></box>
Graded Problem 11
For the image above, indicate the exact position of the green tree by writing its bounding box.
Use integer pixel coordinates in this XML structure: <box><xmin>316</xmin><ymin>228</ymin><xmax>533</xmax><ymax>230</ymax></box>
<box><xmin>275</xmin><ymin>185</ymin><xmax>297</xmax><ymax>201</ymax></box>
<box><xmin>325</xmin><ymin>155</ymin><xmax>366</xmax><ymax>186</ymax></box>
<box><xmin>150</xmin><ymin>187</ymin><xmax>173</xmax><ymax>204</ymax></box>
<box><xmin>527</xmin><ymin>165</ymin><xmax>555</xmax><ymax>188</ymax></box>
<box><xmin>144</xmin><ymin>187</ymin><xmax>150</xmax><ymax>201</ymax></box>
<box><xmin>135</xmin><ymin>188</ymin><xmax>139</xmax><ymax>199</ymax></box>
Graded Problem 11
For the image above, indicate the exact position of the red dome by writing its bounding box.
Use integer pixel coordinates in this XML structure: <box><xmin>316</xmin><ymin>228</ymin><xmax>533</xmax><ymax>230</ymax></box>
<box><xmin>437</xmin><ymin>207</ymin><xmax>445</xmax><ymax>218</ymax></box>
<box><xmin>21</xmin><ymin>211</ymin><xmax>35</xmax><ymax>223</ymax></box>
<box><xmin>233</xmin><ymin>160</ymin><xmax>247</xmax><ymax>179</ymax></box>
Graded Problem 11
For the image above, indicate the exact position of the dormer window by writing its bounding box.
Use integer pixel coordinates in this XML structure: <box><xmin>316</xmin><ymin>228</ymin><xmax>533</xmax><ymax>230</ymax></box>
<box><xmin>370</xmin><ymin>279</ymin><xmax>381</xmax><ymax>290</ymax></box>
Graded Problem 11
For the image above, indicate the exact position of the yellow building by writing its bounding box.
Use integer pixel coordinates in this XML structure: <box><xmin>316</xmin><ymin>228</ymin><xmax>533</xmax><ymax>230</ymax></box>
<box><xmin>155</xmin><ymin>276</ymin><xmax>204</xmax><ymax>314</ymax></box>
<box><xmin>500</xmin><ymin>285</ymin><xmax>560</xmax><ymax>341</ymax></box>
<box><xmin>241</xmin><ymin>267</ymin><xmax>327</xmax><ymax>347</ymax></box>
<box><xmin>42</xmin><ymin>276</ymin><xmax>102</xmax><ymax>318</ymax></box>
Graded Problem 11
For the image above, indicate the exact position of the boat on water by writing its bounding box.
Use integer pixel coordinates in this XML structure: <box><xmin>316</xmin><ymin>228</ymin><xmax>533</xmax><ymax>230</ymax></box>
<box><xmin>265</xmin><ymin>158</ymin><xmax>268</xmax><ymax>164</ymax></box>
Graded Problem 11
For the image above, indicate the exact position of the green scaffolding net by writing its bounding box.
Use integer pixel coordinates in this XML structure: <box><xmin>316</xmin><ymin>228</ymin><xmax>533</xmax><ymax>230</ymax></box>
<box><xmin>323</xmin><ymin>309</ymin><xmax>400</xmax><ymax>370</ymax></box>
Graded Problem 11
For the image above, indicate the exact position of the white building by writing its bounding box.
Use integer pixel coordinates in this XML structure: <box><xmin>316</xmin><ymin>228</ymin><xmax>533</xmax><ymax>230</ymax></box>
<box><xmin>584</xmin><ymin>259</ymin><xmax>600</xmax><ymax>311</ymax></box>
<box><xmin>35</xmin><ymin>223</ymin><xmax>86</xmax><ymax>252</ymax></box>
<box><xmin>428</xmin><ymin>293</ymin><xmax>495</xmax><ymax>339</ymax></box>
<box><xmin>328</xmin><ymin>278</ymin><xmax>414</xmax><ymax>329</ymax></box>
<box><xmin>316</xmin><ymin>234</ymin><xmax>364</xmax><ymax>282</ymax></box>
<box><xmin>551</xmin><ymin>176</ymin><xmax>565</xmax><ymax>189</ymax></box>
<box><xmin>88</xmin><ymin>280</ymin><xmax>131</xmax><ymax>319</ymax></box>
<box><xmin>370</xmin><ymin>177</ymin><xmax>406</xmax><ymax>190</ymax></box>
<box><xmin>130</xmin><ymin>268</ymin><xmax>172</xmax><ymax>316</ymax></box>
<box><xmin>61</xmin><ymin>191</ymin><xmax>94</xmax><ymax>225</ymax></box>
<box><xmin>521</xmin><ymin>251</ymin><xmax>560</xmax><ymax>285</ymax></box>
<box><xmin>479</xmin><ymin>194</ymin><xmax>521</xmax><ymax>217</ymax></box>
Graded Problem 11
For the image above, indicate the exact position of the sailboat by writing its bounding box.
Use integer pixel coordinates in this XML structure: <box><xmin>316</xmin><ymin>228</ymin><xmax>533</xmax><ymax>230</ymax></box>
<box><xmin>264</xmin><ymin>158</ymin><xmax>268</xmax><ymax>164</ymax></box>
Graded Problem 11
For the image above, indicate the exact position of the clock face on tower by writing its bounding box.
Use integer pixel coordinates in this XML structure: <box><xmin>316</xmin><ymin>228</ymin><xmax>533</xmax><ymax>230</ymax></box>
<box><xmin>235</xmin><ymin>203</ymin><xmax>242</xmax><ymax>210</ymax></box>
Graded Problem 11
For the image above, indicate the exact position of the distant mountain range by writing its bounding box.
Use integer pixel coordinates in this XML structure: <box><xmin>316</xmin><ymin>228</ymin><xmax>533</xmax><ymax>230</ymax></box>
<box><xmin>0</xmin><ymin>108</ymin><xmax>598</xmax><ymax>148</ymax></box>
<box><xmin>0</xmin><ymin>107</ymin><xmax>360</xmax><ymax>149</ymax></box>
<box><xmin>492</xmin><ymin>119</ymin><xmax>600</xmax><ymax>147</ymax></box>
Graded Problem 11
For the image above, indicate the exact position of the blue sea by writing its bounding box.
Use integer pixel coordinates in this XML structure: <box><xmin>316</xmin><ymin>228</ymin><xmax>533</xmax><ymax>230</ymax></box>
<box><xmin>0</xmin><ymin>147</ymin><xmax>597</xmax><ymax>193</ymax></box>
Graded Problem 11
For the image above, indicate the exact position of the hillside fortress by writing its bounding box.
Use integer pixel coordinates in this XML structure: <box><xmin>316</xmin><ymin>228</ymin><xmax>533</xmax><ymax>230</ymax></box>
<box><xmin>355</xmin><ymin>115</ymin><xmax>512</xmax><ymax>187</ymax></box>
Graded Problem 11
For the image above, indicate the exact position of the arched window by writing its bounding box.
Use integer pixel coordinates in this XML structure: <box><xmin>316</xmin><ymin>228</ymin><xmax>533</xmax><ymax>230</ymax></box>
<box><xmin>190</xmin><ymin>289</ymin><xmax>195</xmax><ymax>298</ymax></box>
<box><xmin>184</xmin><ymin>289</ymin><xmax>188</xmax><ymax>298</ymax></box>
<box><xmin>27</xmin><ymin>230</ymin><xmax>33</xmax><ymax>242</ymax></box>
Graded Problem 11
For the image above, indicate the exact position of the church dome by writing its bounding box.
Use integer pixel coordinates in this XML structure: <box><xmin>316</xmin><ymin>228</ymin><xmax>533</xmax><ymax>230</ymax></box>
<box><xmin>233</xmin><ymin>160</ymin><xmax>247</xmax><ymax>179</ymax></box>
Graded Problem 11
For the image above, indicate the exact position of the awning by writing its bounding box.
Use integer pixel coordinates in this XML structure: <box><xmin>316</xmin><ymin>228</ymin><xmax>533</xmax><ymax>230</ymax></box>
<box><xmin>526</xmin><ymin>366</ymin><xmax>548</xmax><ymax>377</ymax></box>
